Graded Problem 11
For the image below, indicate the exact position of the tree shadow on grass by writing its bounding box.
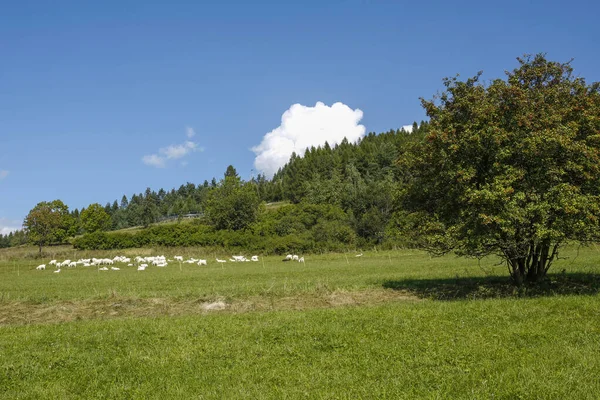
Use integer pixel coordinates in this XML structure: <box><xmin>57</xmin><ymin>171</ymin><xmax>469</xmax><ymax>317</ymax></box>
<box><xmin>383</xmin><ymin>272</ymin><xmax>600</xmax><ymax>300</ymax></box>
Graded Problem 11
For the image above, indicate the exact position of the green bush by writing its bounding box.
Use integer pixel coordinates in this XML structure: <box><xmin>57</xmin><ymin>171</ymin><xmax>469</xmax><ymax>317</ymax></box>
<box><xmin>73</xmin><ymin>203</ymin><xmax>366</xmax><ymax>254</ymax></box>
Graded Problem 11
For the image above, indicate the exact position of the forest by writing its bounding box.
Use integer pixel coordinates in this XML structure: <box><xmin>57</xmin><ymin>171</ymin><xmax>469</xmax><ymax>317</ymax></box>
<box><xmin>1</xmin><ymin>121</ymin><xmax>429</xmax><ymax>251</ymax></box>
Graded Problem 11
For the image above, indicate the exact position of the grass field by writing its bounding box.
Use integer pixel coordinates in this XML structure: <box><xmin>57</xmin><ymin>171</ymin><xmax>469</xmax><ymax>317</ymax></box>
<box><xmin>1</xmin><ymin>245</ymin><xmax>599</xmax><ymax>398</ymax></box>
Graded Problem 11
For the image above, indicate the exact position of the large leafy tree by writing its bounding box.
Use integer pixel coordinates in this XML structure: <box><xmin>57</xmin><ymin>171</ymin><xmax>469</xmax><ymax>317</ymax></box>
<box><xmin>80</xmin><ymin>203</ymin><xmax>112</xmax><ymax>233</ymax></box>
<box><xmin>401</xmin><ymin>54</ymin><xmax>600</xmax><ymax>284</ymax></box>
<box><xmin>24</xmin><ymin>200</ymin><xmax>72</xmax><ymax>253</ymax></box>
<box><xmin>204</xmin><ymin>166</ymin><xmax>262</xmax><ymax>231</ymax></box>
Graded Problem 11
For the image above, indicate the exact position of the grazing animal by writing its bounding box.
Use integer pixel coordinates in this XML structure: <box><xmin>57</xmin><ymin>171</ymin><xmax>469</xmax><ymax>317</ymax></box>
<box><xmin>298</xmin><ymin>257</ymin><xmax>305</xmax><ymax>263</ymax></box>
<box><xmin>197</xmin><ymin>259</ymin><xmax>207</xmax><ymax>266</ymax></box>
<box><xmin>49</xmin><ymin>260</ymin><xmax>57</xmax><ymax>265</ymax></box>
<box><xmin>216</xmin><ymin>258</ymin><xmax>226</xmax><ymax>263</ymax></box>
<box><xmin>68</xmin><ymin>262</ymin><xmax>77</xmax><ymax>268</ymax></box>
<box><xmin>36</xmin><ymin>264</ymin><xmax>46</xmax><ymax>270</ymax></box>
<box><xmin>355</xmin><ymin>253</ymin><xmax>363</xmax><ymax>257</ymax></box>
<box><xmin>292</xmin><ymin>255</ymin><xmax>299</xmax><ymax>261</ymax></box>
<box><xmin>285</xmin><ymin>254</ymin><xmax>293</xmax><ymax>260</ymax></box>
<box><xmin>251</xmin><ymin>256</ymin><xmax>259</xmax><ymax>262</ymax></box>
<box><xmin>111</xmin><ymin>267</ymin><xmax>120</xmax><ymax>271</ymax></box>
<box><xmin>174</xmin><ymin>256</ymin><xmax>183</xmax><ymax>261</ymax></box>
<box><xmin>53</xmin><ymin>269</ymin><xmax>61</xmax><ymax>273</ymax></box>
<box><xmin>137</xmin><ymin>264</ymin><xmax>147</xmax><ymax>271</ymax></box>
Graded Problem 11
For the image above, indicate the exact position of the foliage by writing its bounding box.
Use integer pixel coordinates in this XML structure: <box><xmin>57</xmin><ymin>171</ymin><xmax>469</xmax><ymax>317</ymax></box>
<box><xmin>0</xmin><ymin>125</ymin><xmax>426</xmax><ymax>251</ymax></box>
<box><xmin>80</xmin><ymin>203</ymin><xmax>111</xmax><ymax>233</ymax></box>
<box><xmin>400</xmin><ymin>54</ymin><xmax>600</xmax><ymax>284</ymax></box>
<box><xmin>73</xmin><ymin>203</ymin><xmax>360</xmax><ymax>253</ymax></box>
<box><xmin>204</xmin><ymin>166</ymin><xmax>262</xmax><ymax>231</ymax></box>
<box><xmin>23</xmin><ymin>200</ymin><xmax>72</xmax><ymax>253</ymax></box>
<box><xmin>0</xmin><ymin>229</ymin><xmax>27</xmax><ymax>248</ymax></box>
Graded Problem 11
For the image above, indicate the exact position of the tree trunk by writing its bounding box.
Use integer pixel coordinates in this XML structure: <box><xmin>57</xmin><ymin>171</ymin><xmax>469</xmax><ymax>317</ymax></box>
<box><xmin>526</xmin><ymin>240</ymin><xmax>551</xmax><ymax>282</ymax></box>
<box><xmin>507</xmin><ymin>256</ymin><xmax>526</xmax><ymax>285</ymax></box>
<box><xmin>508</xmin><ymin>241</ymin><xmax>559</xmax><ymax>285</ymax></box>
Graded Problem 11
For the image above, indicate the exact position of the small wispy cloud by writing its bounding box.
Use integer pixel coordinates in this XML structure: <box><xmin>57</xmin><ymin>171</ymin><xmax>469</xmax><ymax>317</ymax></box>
<box><xmin>161</xmin><ymin>141</ymin><xmax>198</xmax><ymax>159</ymax></box>
<box><xmin>142</xmin><ymin>154</ymin><xmax>166</xmax><ymax>168</ymax></box>
<box><xmin>0</xmin><ymin>170</ymin><xmax>8</xmax><ymax>180</ymax></box>
<box><xmin>186</xmin><ymin>126</ymin><xmax>196</xmax><ymax>138</ymax></box>
<box><xmin>142</xmin><ymin>128</ymin><xmax>202</xmax><ymax>168</ymax></box>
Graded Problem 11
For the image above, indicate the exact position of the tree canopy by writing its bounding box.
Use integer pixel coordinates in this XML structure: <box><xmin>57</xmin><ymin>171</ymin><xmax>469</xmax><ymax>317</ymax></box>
<box><xmin>204</xmin><ymin>166</ymin><xmax>262</xmax><ymax>231</ymax></box>
<box><xmin>80</xmin><ymin>203</ymin><xmax>112</xmax><ymax>233</ymax></box>
<box><xmin>400</xmin><ymin>54</ymin><xmax>600</xmax><ymax>284</ymax></box>
<box><xmin>23</xmin><ymin>200</ymin><xmax>72</xmax><ymax>253</ymax></box>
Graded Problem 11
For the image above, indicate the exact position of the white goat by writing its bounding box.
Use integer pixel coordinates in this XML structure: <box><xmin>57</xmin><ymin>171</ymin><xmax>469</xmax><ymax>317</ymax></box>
<box><xmin>197</xmin><ymin>259</ymin><xmax>207</xmax><ymax>266</ymax></box>
<box><xmin>36</xmin><ymin>264</ymin><xmax>46</xmax><ymax>270</ymax></box>
<box><xmin>251</xmin><ymin>256</ymin><xmax>259</xmax><ymax>262</ymax></box>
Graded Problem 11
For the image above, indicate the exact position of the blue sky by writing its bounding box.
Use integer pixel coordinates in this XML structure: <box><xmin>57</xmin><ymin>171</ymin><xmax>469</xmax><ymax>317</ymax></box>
<box><xmin>1</xmin><ymin>0</ymin><xmax>599</xmax><ymax>233</ymax></box>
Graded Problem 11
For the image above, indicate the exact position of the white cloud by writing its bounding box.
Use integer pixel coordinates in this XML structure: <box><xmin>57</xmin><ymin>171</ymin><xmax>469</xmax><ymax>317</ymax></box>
<box><xmin>0</xmin><ymin>170</ymin><xmax>8</xmax><ymax>180</ymax></box>
<box><xmin>142</xmin><ymin>154</ymin><xmax>166</xmax><ymax>168</ymax></box>
<box><xmin>402</xmin><ymin>124</ymin><xmax>414</xmax><ymax>133</ymax></box>
<box><xmin>142</xmin><ymin>129</ymin><xmax>202</xmax><ymax>168</ymax></box>
<box><xmin>186</xmin><ymin>126</ymin><xmax>196</xmax><ymax>138</ymax></box>
<box><xmin>252</xmin><ymin>102</ymin><xmax>366</xmax><ymax>177</ymax></box>
<box><xmin>0</xmin><ymin>218</ymin><xmax>20</xmax><ymax>235</ymax></box>
<box><xmin>161</xmin><ymin>141</ymin><xmax>198</xmax><ymax>160</ymax></box>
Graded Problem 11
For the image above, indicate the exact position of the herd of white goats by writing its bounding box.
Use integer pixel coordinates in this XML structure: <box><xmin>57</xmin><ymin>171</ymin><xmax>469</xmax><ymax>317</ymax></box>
<box><xmin>34</xmin><ymin>254</ymin><xmax>305</xmax><ymax>273</ymax></box>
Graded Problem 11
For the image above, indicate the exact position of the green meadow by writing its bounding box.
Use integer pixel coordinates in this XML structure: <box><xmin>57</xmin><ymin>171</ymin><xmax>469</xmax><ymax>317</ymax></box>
<box><xmin>1</xmin><ymin>246</ymin><xmax>599</xmax><ymax>399</ymax></box>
